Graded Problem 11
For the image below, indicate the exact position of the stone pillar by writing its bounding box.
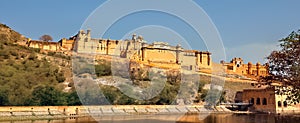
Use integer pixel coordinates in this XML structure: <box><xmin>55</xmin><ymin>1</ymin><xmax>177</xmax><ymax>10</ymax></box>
<box><xmin>207</xmin><ymin>53</ymin><xmax>211</xmax><ymax>66</ymax></box>
<box><xmin>248</xmin><ymin>62</ymin><xmax>252</xmax><ymax>75</ymax></box>
<box><xmin>256</xmin><ymin>62</ymin><xmax>261</xmax><ymax>76</ymax></box>
<box><xmin>196</xmin><ymin>53</ymin><xmax>200</xmax><ymax>66</ymax></box>
<box><xmin>176</xmin><ymin>44</ymin><xmax>181</xmax><ymax>64</ymax></box>
<box><xmin>132</xmin><ymin>34</ymin><xmax>137</xmax><ymax>50</ymax></box>
<box><xmin>142</xmin><ymin>48</ymin><xmax>146</xmax><ymax>61</ymax></box>
<box><xmin>106</xmin><ymin>40</ymin><xmax>110</xmax><ymax>55</ymax></box>
<box><xmin>87</xmin><ymin>29</ymin><xmax>91</xmax><ymax>38</ymax></box>
<box><xmin>200</xmin><ymin>53</ymin><xmax>202</xmax><ymax>63</ymax></box>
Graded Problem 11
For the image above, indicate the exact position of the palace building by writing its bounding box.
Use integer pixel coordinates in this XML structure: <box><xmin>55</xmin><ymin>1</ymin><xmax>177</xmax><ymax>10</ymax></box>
<box><xmin>74</xmin><ymin>30</ymin><xmax>212</xmax><ymax>72</ymax></box>
<box><xmin>26</xmin><ymin>29</ymin><xmax>268</xmax><ymax>77</ymax></box>
<box><xmin>221</xmin><ymin>57</ymin><xmax>269</xmax><ymax>78</ymax></box>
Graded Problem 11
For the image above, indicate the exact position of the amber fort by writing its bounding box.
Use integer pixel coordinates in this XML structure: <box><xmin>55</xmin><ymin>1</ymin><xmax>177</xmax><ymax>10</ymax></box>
<box><xmin>19</xmin><ymin>30</ymin><xmax>300</xmax><ymax>114</ymax></box>
<box><xmin>22</xmin><ymin>29</ymin><xmax>269</xmax><ymax>80</ymax></box>
<box><xmin>0</xmin><ymin>25</ymin><xmax>294</xmax><ymax>115</ymax></box>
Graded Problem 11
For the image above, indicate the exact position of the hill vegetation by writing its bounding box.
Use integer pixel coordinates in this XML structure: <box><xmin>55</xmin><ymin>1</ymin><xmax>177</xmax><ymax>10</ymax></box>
<box><xmin>0</xmin><ymin>23</ymin><xmax>81</xmax><ymax>106</ymax></box>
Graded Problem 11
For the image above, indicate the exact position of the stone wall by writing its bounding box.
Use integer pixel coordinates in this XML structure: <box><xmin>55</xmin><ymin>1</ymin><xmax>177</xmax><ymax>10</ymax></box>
<box><xmin>241</xmin><ymin>86</ymin><xmax>300</xmax><ymax>114</ymax></box>
<box><xmin>242</xmin><ymin>87</ymin><xmax>276</xmax><ymax>113</ymax></box>
<box><xmin>28</xmin><ymin>40</ymin><xmax>60</xmax><ymax>51</ymax></box>
<box><xmin>0</xmin><ymin>105</ymin><xmax>230</xmax><ymax>117</ymax></box>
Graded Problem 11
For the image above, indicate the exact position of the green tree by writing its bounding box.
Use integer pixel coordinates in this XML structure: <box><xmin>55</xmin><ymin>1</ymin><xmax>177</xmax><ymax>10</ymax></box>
<box><xmin>0</xmin><ymin>87</ymin><xmax>9</xmax><ymax>105</ymax></box>
<box><xmin>31</xmin><ymin>85</ymin><xmax>67</xmax><ymax>106</ymax></box>
<box><xmin>67</xmin><ymin>90</ymin><xmax>82</xmax><ymax>106</ymax></box>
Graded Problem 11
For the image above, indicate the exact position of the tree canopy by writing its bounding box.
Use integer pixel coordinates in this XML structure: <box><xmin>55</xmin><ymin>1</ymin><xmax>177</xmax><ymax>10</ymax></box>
<box><xmin>39</xmin><ymin>34</ymin><xmax>53</xmax><ymax>42</ymax></box>
<box><xmin>266</xmin><ymin>29</ymin><xmax>300</xmax><ymax>88</ymax></box>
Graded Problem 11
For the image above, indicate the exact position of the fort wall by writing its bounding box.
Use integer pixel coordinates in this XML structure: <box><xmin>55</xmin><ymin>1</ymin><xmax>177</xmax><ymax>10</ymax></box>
<box><xmin>25</xmin><ymin>30</ymin><xmax>268</xmax><ymax>78</ymax></box>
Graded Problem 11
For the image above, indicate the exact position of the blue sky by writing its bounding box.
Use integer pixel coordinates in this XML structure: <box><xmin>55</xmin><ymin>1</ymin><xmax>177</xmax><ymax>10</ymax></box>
<box><xmin>0</xmin><ymin>0</ymin><xmax>299</xmax><ymax>63</ymax></box>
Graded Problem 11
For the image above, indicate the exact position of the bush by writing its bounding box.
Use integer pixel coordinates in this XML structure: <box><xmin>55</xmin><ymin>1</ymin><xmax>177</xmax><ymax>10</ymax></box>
<box><xmin>47</xmin><ymin>52</ymin><xmax>56</xmax><ymax>56</ymax></box>
<box><xmin>0</xmin><ymin>50</ymin><xmax>10</xmax><ymax>59</ymax></box>
<box><xmin>20</xmin><ymin>53</ymin><xmax>27</xmax><ymax>58</ymax></box>
<box><xmin>95</xmin><ymin>62</ymin><xmax>111</xmax><ymax>77</ymax></box>
<box><xmin>10</xmin><ymin>50</ymin><xmax>18</xmax><ymax>56</ymax></box>
<box><xmin>0</xmin><ymin>24</ymin><xmax>9</xmax><ymax>28</ymax></box>
<box><xmin>28</xmin><ymin>53</ymin><xmax>36</xmax><ymax>61</ymax></box>
<box><xmin>33</xmin><ymin>48</ymin><xmax>40</xmax><ymax>53</ymax></box>
<box><xmin>56</xmin><ymin>72</ymin><xmax>66</xmax><ymax>83</ymax></box>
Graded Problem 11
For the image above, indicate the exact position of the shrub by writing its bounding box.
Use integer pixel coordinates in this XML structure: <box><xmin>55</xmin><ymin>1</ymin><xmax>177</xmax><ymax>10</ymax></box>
<box><xmin>47</xmin><ymin>52</ymin><xmax>56</xmax><ymax>56</ymax></box>
<box><xmin>56</xmin><ymin>72</ymin><xmax>66</xmax><ymax>83</ymax></box>
<box><xmin>10</xmin><ymin>50</ymin><xmax>18</xmax><ymax>56</ymax></box>
<box><xmin>28</xmin><ymin>53</ymin><xmax>36</xmax><ymax>61</ymax></box>
<box><xmin>95</xmin><ymin>62</ymin><xmax>111</xmax><ymax>77</ymax></box>
<box><xmin>20</xmin><ymin>53</ymin><xmax>27</xmax><ymax>58</ymax></box>
<box><xmin>33</xmin><ymin>48</ymin><xmax>40</xmax><ymax>53</ymax></box>
<box><xmin>0</xmin><ymin>50</ymin><xmax>10</xmax><ymax>59</ymax></box>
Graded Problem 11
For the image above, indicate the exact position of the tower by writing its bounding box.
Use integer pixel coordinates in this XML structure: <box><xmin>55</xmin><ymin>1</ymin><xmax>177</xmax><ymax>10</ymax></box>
<box><xmin>248</xmin><ymin>62</ymin><xmax>253</xmax><ymax>75</ymax></box>
<box><xmin>176</xmin><ymin>44</ymin><xmax>182</xmax><ymax>64</ymax></box>
<box><xmin>256</xmin><ymin>62</ymin><xmax>261</xmax><ymax>76</ymax></box>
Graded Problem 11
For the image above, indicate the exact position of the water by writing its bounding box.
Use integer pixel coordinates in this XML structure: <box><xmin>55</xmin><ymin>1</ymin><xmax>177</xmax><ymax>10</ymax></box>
<box><xmin>1</xmin><ymin>114</ymin><xmax>300</xmax><ymax>123</ymax></box>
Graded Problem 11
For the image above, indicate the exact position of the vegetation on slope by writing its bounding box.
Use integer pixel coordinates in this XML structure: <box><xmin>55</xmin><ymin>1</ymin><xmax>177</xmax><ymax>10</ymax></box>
<box><xmin>0</xmin><ymin>23</ymin><xmax>81</xmax><ymax>106</ymax></box>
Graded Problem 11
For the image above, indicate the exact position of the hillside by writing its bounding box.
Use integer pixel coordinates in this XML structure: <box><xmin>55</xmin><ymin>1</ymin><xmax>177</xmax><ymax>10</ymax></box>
<box><xmin>0</xmin><ymin>23</ymin><xmax>80</xmax><ymax>106</ymax></box>
<box><xmin>0</xmin><ymin>23</ymin><xmax>255</xmax><ymax>106</ymax></box>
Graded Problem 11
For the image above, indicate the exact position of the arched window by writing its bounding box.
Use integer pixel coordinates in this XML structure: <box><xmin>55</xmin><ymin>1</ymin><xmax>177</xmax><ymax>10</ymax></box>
<box><xmin>262</xmin><ymin>98</ymin><xmax>267</xmax><ymax>105</ymax></box>
<box><xmin>278</xmin><ymin>101</ymin><xmax>282</xmax><ymax>107</ymax></box>
<box><xmin>256</xmin><ymin>98</ymin><xmax>261</xmax><ymax>105</ymax></box>
<box><xmin>250</xmin><ymin>98</ymin><xmax>254</xmax><ymax>104</ymax></box>
<box><xmin>283</xmin><ymin>101</ymin><xmax>288</xmax><ymax>107</ymax></box>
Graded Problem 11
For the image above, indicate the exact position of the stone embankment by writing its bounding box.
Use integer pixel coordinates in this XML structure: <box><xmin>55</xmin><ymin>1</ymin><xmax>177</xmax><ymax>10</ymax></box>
<box><xmin>0</xmin><ymin>105</ymin><xmax>231</xmax><ymax>121</ymax></box>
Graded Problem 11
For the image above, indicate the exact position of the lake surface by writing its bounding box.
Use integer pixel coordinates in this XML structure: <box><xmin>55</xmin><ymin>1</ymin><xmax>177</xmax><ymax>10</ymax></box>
<box><xmin>2</xmin><ymin>113</ymin><xmax>300</xmax><ymax>123</ymax></box>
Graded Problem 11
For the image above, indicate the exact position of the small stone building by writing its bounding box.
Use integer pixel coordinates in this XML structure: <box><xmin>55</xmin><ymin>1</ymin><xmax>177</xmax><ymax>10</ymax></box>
<box><xmin>241</xmin><ymin>86</ymin><xmax>300</xmax><ymax>113</ymax></box>
<box><xmin>74</xmin><ymin>30</ymin><xmax>212</xmax><ymax>72</ymax></box>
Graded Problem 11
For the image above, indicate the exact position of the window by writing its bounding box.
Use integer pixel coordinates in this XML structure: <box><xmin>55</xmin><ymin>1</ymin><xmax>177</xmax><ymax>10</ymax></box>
<box><xmin>190</xmin><ymin>65</ymin><xmax>193</xmax><ymax>70</ymax></box>
<box><xmin>278</xmin><ymin>101</ymin><xmax>282</xmax><ymax>107</ymax></box>
<box><xmin>262</xmin><ymin>98</ymin><xmax>267</xmax><ymax>105</ymax></box>
<box><xmin>283</xmin><ymin>101</ymin><xmax>288</xmax><ymax>107</ymax></box>
<box><xmin>250</xmin><ymin>98</ymin><xmax>254</xmax><ymax>104</ymax></box>
<box><xmin>256</xmin><ymin>98</ymin><xmax>261</xmax><ymax>105</ymax></box>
